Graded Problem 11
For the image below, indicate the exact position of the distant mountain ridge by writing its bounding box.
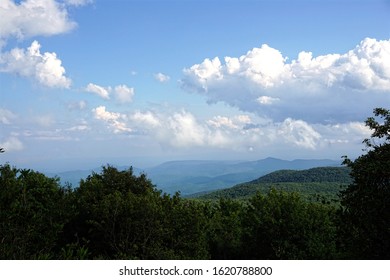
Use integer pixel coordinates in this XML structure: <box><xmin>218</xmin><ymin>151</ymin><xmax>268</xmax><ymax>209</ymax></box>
<box><xmin>48</xmin><ymin>157</ymin><xmax>342</xmax><ymax>195</ymax></box>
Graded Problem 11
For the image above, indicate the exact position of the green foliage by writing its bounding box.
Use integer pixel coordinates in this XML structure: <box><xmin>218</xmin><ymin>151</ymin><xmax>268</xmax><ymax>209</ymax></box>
<box><xmin>66</xmin><ymin>165</ymin><xmax>209</xmax><ymax>259</ymax></box>
<box><xmin>207</xmin><ymin>199</ymin><xmax>244</xmax><ymax>259</ymax></box>
<box><xmin>0</xmin><ymin>164</ymin><xmax>69</xmax><ymax>259</ymax></box>
<box><xmin>60</xmin><ymin>243</ymin><xmax>90</xmax><ymax>260</ymax></box>
<box><xmin>0</xmin><ymin>163</ymin><xmax>344</xmax><ymax>260</ymax></box>
<box><xmin>363</xmin><ymin>107</ymin><xmax>390</xmax><ymax>148</ymax></box>
<box><xmin>340</xmin><ymin>108</ymin><xmax>390</xmax><ymax>259</ymax></box>
<box><xmin>251</xmin><ymin>167</ymin><xmax>350</xmax><ymax>184</ymax></box>
<box><xmin>242</xmin><ymin>190</ymin><xmax>338</xmax><ymax>259</ymax></box>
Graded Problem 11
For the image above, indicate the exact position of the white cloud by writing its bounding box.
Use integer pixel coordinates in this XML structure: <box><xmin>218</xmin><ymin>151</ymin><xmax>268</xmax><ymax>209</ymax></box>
<box><xmin>183</xmin><ymin>57</ymin><xmax>222</xmax><ymax>92</ymax></box>
<box><xmin>93</xmin><ymin>106</ymin><xmax>121</xmax><ymax>122</ymax></box>
<box><xmin>0</xmin><ymin>136</ymin><xmax>24</xmax><ymax>152</ymax></box>
<box><xmin>154</xmin><ymin>72</ymin><xmax>170</xmax><ymax>83</ymax></box>
<box><xmin>114</xmin><ymin>85</ymin><xmax>134</xmax><ymax>103</ymax></box>
<box><xmin>0</xmin><ymin>108</ymin><xmax>16</xmax><ymax>124</ymax></box>
<box><xmin>182</xmin><ymin>38</ymin><xmax>390</xmax><ymax>123</ymax></box>
<box><xmin>85</xmin><ymin>83</ymin><xmax>110</xmax><ymax>99</ymax></box>
<box><xmin>0</xmin><ymin>0</ymin><xmax>76</xmax><ymax>42</ymax></box>
<box><xmin>316</xmin><ymin>121</ymin><xmax>371</xmax><ymax>147</ymax></box>
<box><xmin>0</xmin><ymin>40</ymin><xmax>71</xmax><ymax>88</ymax></box>
<box><xmin>93</xmin><ymin>107</ymin><xmax>327</xmax><ymax>151</ymax></box>
<box><xmin>206</xmin><ymin>115</ymin><xmax>252</xmax><ymax>129</ymax></box>
<box><xmin>131</xmin><ymin>111</ymin><xmax>161</xmax><ymax>128</ymax></box>
<box><xmin>207</xmin><ymin>116</ymin><xmax>239</xmax><ymax>129</ymax></box>
<box><xmin>85</xmin><ymin>83</ymin><xmax>135</xmax><ymax>103</ymax></box>
<box><xmin>289</xmin><ymin>42</ymin><xmax>389</xmax><ymax>92</ymax></box>
<box><xmin>165</xmin><ymin>111</ymin><xmax>206</xmax><ymax>147</ymax></box>
<box><xmin>278</xmin><ymin>118</ymin><xmax>321</xmax><ymax>149</ymax></box>
<box><xmin>92</xmin><ymin>106</ymin><xmax>131</xmax><ymax>134</ymax></box>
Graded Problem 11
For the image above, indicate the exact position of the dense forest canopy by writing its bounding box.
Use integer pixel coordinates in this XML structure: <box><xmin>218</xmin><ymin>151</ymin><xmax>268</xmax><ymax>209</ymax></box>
<box><xmin>0</xmin><ymin>108</ymin><xmax>389</xmax><ymax>259</ymax></box>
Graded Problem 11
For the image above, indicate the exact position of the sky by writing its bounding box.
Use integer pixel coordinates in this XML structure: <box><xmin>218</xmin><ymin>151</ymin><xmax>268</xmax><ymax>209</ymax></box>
<box><xmin>0</xmin><ymin>0</ymin><xmax>390</xmax><ymax>172</ymax></box>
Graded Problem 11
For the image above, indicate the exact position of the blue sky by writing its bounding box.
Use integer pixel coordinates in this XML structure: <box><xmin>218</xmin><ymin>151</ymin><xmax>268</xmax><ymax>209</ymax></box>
<box><xmin>1</xmin><ymin>0</ymin><xmax>390</xmax><ymax>171</ymax></box>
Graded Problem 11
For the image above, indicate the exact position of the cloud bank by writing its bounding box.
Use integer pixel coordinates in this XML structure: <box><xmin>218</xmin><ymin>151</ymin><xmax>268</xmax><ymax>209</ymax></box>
<box><xmin>91</xmin><ymin>107</ymin><xmax>371</xmax><ymax>153</ymax></box>
<box><xmin>181</xmin><ymin>38</ymin><xmax>390</xmax><ymax>123</ymax></box>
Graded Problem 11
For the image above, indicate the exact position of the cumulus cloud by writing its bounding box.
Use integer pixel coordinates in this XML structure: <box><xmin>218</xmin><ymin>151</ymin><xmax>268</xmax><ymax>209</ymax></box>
<box><xmin>182</xmin><ymin>38</ymin><xmax>390</xmax><ymax>123</ymax></box>
<box><xmin>0</xmin><ymin>40</ymin><xmax>71</xmax><ymax>88</ymax></box>
<box><xmin>278</xmin><ymin>118</ymin><xmax>321</xmax><ymax>149</ymax></box>
<box><xmin>92</xmin><ymin>106</ymin><xmax>131</xmax><ymax>134</ymax></box>
<box><xmin>85</xmin><ymin>83</ymin><xmax>110</xmax><ymax>99</ymax></box>
<box><xmin>0</xmin><ymin>0</ymin><xmax>76</xmax><ymax>42</ymax></box>
<box><xmin>165</xmin><ymin>111</ymin><xmax>207</xmax><ymax>147</ymax></box>
<box><xmin>154</xmin><ymin>72</ymin><xmax>170</xmax><ymax>83</ymax></box>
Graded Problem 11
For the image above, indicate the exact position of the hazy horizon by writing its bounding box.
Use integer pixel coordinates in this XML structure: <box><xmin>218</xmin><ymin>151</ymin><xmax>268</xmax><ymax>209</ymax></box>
<box><xmin>26</xmin><ymin>155</ymin><xmax>344</xmax><ymax>174</ymax></box>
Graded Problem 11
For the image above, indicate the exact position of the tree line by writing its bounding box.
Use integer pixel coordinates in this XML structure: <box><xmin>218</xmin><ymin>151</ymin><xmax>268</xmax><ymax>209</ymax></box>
<box><xmin>0</xmin><ymin>108</ymin><xmax>389</xmax><ymax>259</ymax></box>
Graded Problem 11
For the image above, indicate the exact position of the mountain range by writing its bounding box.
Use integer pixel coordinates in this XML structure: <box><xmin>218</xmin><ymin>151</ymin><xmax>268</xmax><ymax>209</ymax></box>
<box><xmin>48</xmin><ymin>157</ymin><xmax>342</xmax><ymax>195</ymax></box>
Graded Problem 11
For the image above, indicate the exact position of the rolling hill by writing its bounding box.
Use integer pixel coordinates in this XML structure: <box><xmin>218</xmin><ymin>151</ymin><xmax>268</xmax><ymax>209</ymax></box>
<box><xmin>193</xmin><ymin>166</ymin><xmax>352</xmax><ymax>202</ymax></box>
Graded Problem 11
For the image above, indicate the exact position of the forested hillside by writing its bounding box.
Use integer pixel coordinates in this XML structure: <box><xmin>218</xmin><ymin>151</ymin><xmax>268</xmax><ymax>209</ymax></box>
<box><xmin>195</xmin><ymin>167</ymin><xmax>351</xmax><ymax>202</ymax></box>
<box><xmin>250</xmin><ymin>167</ymin><xmax>352</xmax><ymax>184</ymax></box>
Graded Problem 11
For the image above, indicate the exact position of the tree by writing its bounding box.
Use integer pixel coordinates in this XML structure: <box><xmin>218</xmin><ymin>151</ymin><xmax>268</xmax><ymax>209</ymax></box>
<box><xmin>67</xmin><ymin>165</ymin><xmax>210</xmax><ymax>259</ymax></box>
<box><xmin>242</xmin><ymin>189</ymin><xmax>337</xmax><ymax>259</ymax></box>
<box><xmin>207</xmin><ymin>198</ymin><xmax>244</xmax><ymax>259</ymax></box>
<box><xmin>341</xmin><ymin>108</ymin><xmax>390</xmax><ymax>259</ymax></box>
<box><xmin>0</xmin><ymin>164</ymin><xmax>69</xmax><ymax>259</ymax></box>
